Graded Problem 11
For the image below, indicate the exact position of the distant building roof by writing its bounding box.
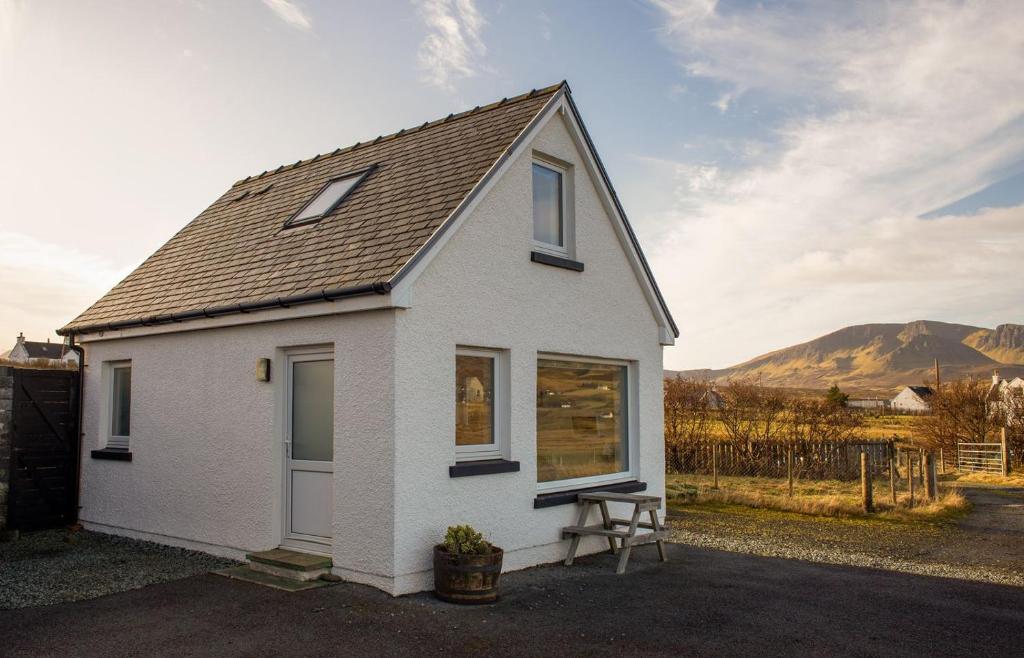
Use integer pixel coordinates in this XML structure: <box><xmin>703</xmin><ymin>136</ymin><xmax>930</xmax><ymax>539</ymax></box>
<box><xmin>22</xmin><ymin>340</ymin><xmax>67</xmax><ymax>359</ymax></box>
<box><xmin>907</xmin><ymin>386</ymin><xmax>934</xmax><ymax>398</ymax></box>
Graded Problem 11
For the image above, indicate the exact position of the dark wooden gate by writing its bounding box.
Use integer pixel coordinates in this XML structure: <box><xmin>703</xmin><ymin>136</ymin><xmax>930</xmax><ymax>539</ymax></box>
<box><xmin>7</xmin><ymin>368</ymin><xmax>80</xmax><ymax>530</ymax></box>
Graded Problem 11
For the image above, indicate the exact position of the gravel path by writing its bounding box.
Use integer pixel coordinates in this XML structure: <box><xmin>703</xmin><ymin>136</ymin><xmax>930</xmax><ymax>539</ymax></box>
<box><xmin>0</xmin><ymin>529</ymin><xmax>236</xmax><ymax>609</ymax></box>
<box><xmin>669</xmin><ymin>490</ymin><xmax>1024</xmax><ymax>587</ymax></box>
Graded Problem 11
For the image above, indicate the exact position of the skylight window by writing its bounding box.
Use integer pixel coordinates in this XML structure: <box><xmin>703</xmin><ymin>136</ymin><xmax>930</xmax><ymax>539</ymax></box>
<box><xmin>286</xmin><ymin>168</ymin><xmax>373</xmax><ymax>227</ymax></box>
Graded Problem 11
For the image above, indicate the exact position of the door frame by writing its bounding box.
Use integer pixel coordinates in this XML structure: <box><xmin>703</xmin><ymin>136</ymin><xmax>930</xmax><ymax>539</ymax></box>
<box><xmin>281</xmin><ymin>346</ymin><xmax>335</xmax><ymax>554</ymax></box>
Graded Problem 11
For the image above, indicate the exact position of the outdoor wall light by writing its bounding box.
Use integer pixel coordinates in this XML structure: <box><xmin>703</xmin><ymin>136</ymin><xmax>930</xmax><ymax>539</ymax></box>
<box><xmin>256</xmin><ymin>358</ymin><xmax>271</xmax><ymax>382</ymax></box>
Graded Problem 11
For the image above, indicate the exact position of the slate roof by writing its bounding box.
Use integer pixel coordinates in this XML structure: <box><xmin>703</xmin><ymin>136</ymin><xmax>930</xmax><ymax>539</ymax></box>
<box><xmin>23</xmin><ymin>341</ymin><xmax>67</xmax><ymax>359</ymax></box>
<box><xmin>907</xmin><ymin>386</ymin><xmax>934</xmax><ymax>398</ymax></box>
<box><xmin>61</xmin><ymin>83</ymin><xmax>564</xmax><ymax>334</ymax></box>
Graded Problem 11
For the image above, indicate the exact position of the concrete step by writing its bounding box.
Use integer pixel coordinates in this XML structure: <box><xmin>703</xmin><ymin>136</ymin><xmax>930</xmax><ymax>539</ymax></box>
<box><xmin>215</xmin><ymin>566</ymin><xmax>331</xmax><ymax>592</ymax></box>
<box><xmin>246</xmin><ymin>548</ymin><xmax>333</xmax><ymax>582</ymax></box>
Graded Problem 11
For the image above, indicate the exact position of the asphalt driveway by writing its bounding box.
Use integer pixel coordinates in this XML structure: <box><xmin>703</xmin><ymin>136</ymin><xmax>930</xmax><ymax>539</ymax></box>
<box><xmin>2</xmin><ymin>544</ymin><xmax>1022</xmax><ymax>657</ymax></box>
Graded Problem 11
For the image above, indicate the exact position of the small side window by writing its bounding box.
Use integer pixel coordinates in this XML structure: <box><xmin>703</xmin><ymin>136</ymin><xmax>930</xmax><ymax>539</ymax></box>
<box><xmin>455</xmin><ymin>347</ymin><xmax>507</xmax><ymax>461</ymax></box>
<box><xmin>532</xmin><ymin>163</ymin><xmax>563</xmax><ymax>248</ymax></box>
<box><xmin>108</xmin><ymin>362</ymin><xmax>132</xmax><ymax>450</ymax></box>
<box><xmin>531</xmin><ymin>156</ymin><xmax>574</xmax><ymax>258</ymax></box>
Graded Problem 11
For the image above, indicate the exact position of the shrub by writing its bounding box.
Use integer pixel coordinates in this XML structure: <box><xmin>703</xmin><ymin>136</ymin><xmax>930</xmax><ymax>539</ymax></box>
<box><xmin>442</xmin><ymin>525</ymin><xmax>492</xmax><ymax>555</ymax></box>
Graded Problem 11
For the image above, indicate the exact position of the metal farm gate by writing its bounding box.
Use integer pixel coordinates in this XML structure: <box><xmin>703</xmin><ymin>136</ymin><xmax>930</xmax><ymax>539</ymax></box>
<box><xmin>957</xmin><ymin>442</ymin><xmax>1003</xmax><ymax>474</ymax></box>
<box><xmin>7</xmin><ymin>368</ymin><xmax>80</xmax><ymax>530</ymax></box>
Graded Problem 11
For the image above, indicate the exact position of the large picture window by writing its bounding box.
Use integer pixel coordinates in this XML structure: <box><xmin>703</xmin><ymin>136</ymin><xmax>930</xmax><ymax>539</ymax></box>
<box><xmin>455</xmin><ymin>347</ymin><xmax>506</xmax><ymax>461</ymax></box>
<box><xmin>536</xmin><ymin>358</ymin><xmax>629</xmax><ymax>485</ymax></box>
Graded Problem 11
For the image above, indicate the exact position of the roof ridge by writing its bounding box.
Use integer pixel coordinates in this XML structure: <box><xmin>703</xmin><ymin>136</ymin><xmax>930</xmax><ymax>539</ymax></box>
<box><xmin>235</xmin><ymin>81</ymin><xmax>566</xmax><ymax>186</ymax></box>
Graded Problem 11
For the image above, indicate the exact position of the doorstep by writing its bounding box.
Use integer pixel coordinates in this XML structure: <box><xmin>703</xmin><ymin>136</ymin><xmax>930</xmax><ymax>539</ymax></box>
<box><xmin>246</xmin><ymin>548</ymin><xmax>333</xmax><ymax>582</ymax></box>
<box><xmin>214</xmin><ymin>566</ymin><xmax>332</xmax><ymax>592</ymax></box>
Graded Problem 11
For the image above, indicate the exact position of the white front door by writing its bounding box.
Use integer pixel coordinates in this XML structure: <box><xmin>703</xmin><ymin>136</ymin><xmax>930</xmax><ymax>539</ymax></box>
<box><xmin>283</xmin><ymin>351</ymin><xmax>334</xmax><ymax>553</ymax></box>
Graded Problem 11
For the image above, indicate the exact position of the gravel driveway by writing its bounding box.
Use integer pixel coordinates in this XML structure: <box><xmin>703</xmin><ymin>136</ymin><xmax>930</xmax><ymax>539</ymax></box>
<box><xmin>0</xmin><ymin>529</ymin><xmax>236</xmax><ymax>609</ymax></box>
<box><xmin>669</xmin><ymin>483</ymin><xmax>1024</xmax><ymax>587</ymax></box>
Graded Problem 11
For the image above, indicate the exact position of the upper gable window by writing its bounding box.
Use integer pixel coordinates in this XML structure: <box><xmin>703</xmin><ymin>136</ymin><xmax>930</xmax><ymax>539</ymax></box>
<box><xmin>286</xmin><ymin>169</ymin><xmax>372</xmax><ymax>227</ymax></box>
<box><xmin>532</xmin><ymin>157</ymin><xmax>574</xmax><ymax>258</ymax></box>
<box><xmin>533</xmin><ymin>163</ymin><xmax>563</xmax><ymax>247</ymax></box>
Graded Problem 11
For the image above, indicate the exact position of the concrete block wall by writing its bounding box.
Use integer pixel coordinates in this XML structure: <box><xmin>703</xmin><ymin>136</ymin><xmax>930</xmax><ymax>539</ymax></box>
<box><xmin>0</xmin><ymin>366</ymin><xmax>13</xmax><ymax>531</ymax></box>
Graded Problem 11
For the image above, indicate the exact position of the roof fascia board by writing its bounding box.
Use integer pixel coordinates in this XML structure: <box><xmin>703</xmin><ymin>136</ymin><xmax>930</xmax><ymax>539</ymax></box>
<box><xmin>73</xmin><ymin>291</ymin><xmax>406</xmax><ymax>343</ymax></box>
<box><xmin>389</xmin><ymin>87</ymin><xmax>678</xmax><ymax>345</ymax></box>
<box><xmin>558</xmin><ymin>92</ymin><xmax>678</xmax><ymax>343</ymax></box>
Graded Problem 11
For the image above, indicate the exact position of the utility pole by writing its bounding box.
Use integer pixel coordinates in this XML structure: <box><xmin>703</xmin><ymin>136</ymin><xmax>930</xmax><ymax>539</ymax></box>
<box><xmin>934</xmin><ymin>358</ymin><xmax>941</xmax><ymax>388</ymax></box>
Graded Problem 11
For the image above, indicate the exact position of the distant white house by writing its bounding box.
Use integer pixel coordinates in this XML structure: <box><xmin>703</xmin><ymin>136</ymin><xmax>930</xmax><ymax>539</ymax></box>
<box><xmin>988</xmin><ymin>370</ymin><xmax>1024</xmax><ymax>422</ymax></box>
<box><xmin>6</xmin><ymin>333</ymin><xmax>78</xmax><ymax>366</ymax></box>
<box><xmin>891</xmin><ymin>386</ymin><xmax>934</xmax><ymax>412</ymax></box>
<box><xmin>702</xmin><ymin>389</ymin><xmax>724</xmax><ymax>410</ymax></box>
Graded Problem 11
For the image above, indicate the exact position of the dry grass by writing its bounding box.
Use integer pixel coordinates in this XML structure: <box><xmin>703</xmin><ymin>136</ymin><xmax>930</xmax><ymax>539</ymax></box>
<box><xmin>666</xmin><ymin>474</ymin><xmax>969</xmax><ymax>523</ymax></box>
<box><xmin>0</xmin><ymin>358</ymin><xmax>77</xmax><ymax>371</ymax></box>
<box><xmin>692</xmin><ymin>414</ymin><xmax>919</xmax><ymax>442</ymax></box>
<box><xmin>943</xmin><ymin>471</ymin><xmax>1024</xmax><ymax>487</ymax></box>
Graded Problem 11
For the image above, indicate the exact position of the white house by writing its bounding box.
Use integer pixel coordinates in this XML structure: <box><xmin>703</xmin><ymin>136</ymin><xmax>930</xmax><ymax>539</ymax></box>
<box><xmin>891</xmin><ymin>385</ymin><xmax>934</xmax><ymax>412</ymax></box>
<box><xmin>6</xmin><ymin>333</ymin><xmax>79</xmax><ymax>366</ymax></box>
<box><xmin>988</xmin><ymin>370</ymin><xmax>1024</xmax><ymax>422</ymax></box>
<box><xmin>58</xmin><ymin>82</ymin><xmax>678</xmax><ymax>595</ymax></box>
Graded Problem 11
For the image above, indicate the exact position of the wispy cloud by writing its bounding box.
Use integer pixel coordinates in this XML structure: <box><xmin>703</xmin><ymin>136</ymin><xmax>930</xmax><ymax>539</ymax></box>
<box><xmin>0</xmin><ymin>0</ymin><xmax>27</xmax><ymax>59</ymax></box>
<box><xmin>0</xmin><ymin>232</ymin><xmax>130</xmax><ymax>341</ymax></box>
<box><xmin>414</xmin><ymin>0</ymin><xmax>487</xmax><ymax>90</ymax></box>
<box><xmin>538</xmin><ymin>11</ymin><xmax>552</xmax><ymax>41</ymax></box>
<box><xmin>646</xmin><ymin>0</ymin><xmax>1024</xmax><ymax>368</ymax></box>
<box><xmin>262</xmin><ymin>0</ymin><xmax>312</xmax><ymax>31</ymax></box>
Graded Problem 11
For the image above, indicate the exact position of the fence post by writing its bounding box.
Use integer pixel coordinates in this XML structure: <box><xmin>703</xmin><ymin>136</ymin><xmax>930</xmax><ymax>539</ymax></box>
<box><xmin>918</xmin><ymin>450</ymin><xmax>925</xmax><ymax>487</ymax></box>
<box><xmin>1001</xmin><ymin>427</ymin><xmax>1010</xmax><ymax>477</ymax></box>
<box><xmin>907</xmin><ymin>453</ymin><xmax>915</xmax><ymax>507</ymax></box>
<box><xmin>925</xmin><ymin>453</ymin><xmax>938</xmax><ymax>500</ymax></box>
<box><xmin>787</xmin><ymin>444</ymin><xmax>794</xmax><ymax>498</ymax></box>
<box><xmin>939</xmin><ymin>448</ymin><xmax>945</xmax><ymax>475</ymax></box>
<box><xmin>861</xmin><ymin>452</ymin><xmax>873</xmax><ymax>513</ymax></box>
<box><xmin>889</xmin><ymin>444</ymin><xmax>897</xmax><ymax>506</ymax></box>
<box><xmin>712</xmin><ymin>443</ymin><xmax>719</xmax><ymax>490</ymax></box>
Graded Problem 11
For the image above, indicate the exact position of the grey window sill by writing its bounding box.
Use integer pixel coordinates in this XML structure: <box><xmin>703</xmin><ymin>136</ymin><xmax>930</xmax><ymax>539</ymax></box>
<box><xmin>91</xmin><ymin>448</ymin><xmax>132</xmax><ymax>462</ymax></box>
<box><xmin>533</xmin><ymin>480</ymin><xmax>647</xmax><ymax>508</ymax></box>
<box><xmin>449</xmin><ymin>459</ymin><xmax>520</xmax><ymax>478</ymax></box>
<box><xmin>530</xmin><ymin>251</ymin><xmax>584</xmax><ymax>272</ymax></box>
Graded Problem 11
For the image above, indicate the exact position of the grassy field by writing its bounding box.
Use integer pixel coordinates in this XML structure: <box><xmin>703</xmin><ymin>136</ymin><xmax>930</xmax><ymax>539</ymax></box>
<box><xmin>666</xmin><ymin>473</ymin><xmax>969</xmax><ymax>522</ymax></box>
<box><xmin>691</xmin><ymin>414</ymin><xmax>921</xmax><ymax>442</ymax></box>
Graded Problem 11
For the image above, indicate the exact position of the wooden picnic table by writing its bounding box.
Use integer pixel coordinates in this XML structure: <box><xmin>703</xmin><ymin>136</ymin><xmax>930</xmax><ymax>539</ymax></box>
<box><xmin>561</xmin><ymin>492</ymin><xmax>668</xmax><ymax>574</ymax></box>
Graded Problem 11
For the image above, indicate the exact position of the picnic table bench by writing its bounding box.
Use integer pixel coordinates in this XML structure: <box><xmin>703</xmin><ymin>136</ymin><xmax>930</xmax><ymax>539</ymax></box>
<box><xmin>561</xmin><ymin>492</ymin><xmax>667</xmax><ymax>574</ymax></box>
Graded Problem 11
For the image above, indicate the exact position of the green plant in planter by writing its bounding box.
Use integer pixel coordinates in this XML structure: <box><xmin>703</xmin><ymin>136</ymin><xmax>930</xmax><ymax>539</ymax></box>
<box><xmin>443</xmin><ymin>525</ymin><xmax>492</xmax><ymax>555</ymax></box>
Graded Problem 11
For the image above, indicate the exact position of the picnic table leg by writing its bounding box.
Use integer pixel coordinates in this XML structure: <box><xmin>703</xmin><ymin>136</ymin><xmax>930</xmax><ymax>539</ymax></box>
<box><xmin>616</xmin><ymin>506</ymin><xmax>642</xmax><ymax>575</ymax></box>
<box><xmin>564</xmin><ymin>501</ymin><xmax>592</xmax><ymax>566</ymax></box>
<box><xmin>598</xmin><ymin>501</ymin><xmax>618</xmax><ymax>555</ymax></box>
<box><xmin>649</xmin><ymin>509</ymin><xmax>667</xmax><ymax>562</ymax></box>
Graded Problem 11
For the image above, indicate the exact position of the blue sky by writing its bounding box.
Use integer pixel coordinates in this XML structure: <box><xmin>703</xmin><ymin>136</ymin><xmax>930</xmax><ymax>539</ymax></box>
<box><xmin>2</xmin><ymin>0</ymin><xmax>1022</xmax><ymax>369</ymax></box>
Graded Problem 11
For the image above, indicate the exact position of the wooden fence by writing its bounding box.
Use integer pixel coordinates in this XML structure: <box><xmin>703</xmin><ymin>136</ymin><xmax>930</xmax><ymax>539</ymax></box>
<box><xmin>666</xmin><ymin>439</ymin><xmax>894</xmax><ymax>481</ymax></box>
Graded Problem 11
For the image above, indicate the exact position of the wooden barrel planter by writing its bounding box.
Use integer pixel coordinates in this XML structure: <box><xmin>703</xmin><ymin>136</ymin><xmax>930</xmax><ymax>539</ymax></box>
<box><xmin>433</xmin><ymin>545</ymin><xmax>503</xmax><ymax>604</ymax></box>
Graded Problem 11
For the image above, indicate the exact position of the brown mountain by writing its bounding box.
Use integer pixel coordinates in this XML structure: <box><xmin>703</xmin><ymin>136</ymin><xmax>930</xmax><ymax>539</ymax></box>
<box><xmin>672</xmin><ymin>321</ymin><xmax>1024</xmax><ymax>394</ymax></box>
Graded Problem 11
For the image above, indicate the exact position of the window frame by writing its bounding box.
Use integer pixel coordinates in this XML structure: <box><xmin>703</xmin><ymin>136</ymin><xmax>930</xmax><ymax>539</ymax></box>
<box><xmin>531</xmin><ymin>154</ymin><xmax>575</xmax><ymax>259</ymax></box>
<box><xmin>534</xmin><ymin>354</ymin><xmax>638</xmax><ymax>493</ymax></box>
<box><xmin>455</xmin><ymin>346</ymin><xmax>509</xmax><ymax>462</ymax></box>
<box><xmin>284</xmin><ymin>166</ymin><xmax>375</xmax><ymax>228</ymax></box>
<box><xmin>106</xmin><ymin>360</ymin><xmax>132</xmax><ymax>451</ymax></box>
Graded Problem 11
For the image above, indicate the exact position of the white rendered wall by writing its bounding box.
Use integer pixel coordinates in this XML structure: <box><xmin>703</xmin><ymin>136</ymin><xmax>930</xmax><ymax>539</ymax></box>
<box><xmin>391</xmin><ymin>113</ymin><xmax>666</xmax><ymax>594</ymax></box>
<box><xmin>78</xmin><ymin>310</ymin><xmax>397</xmax><ymax>583</ymax></box>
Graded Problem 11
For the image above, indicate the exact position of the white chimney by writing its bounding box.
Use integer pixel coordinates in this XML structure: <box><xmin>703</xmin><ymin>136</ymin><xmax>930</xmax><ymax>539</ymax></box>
<box><xmin>993</xmin><ymin>370</ymin><xmax>1002</xmax><ymax>386</ymax></box>
<box><xmin>16</xmin><ymin>332</ymin><xmax>25</xmax><ymax>346</ymax></box>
